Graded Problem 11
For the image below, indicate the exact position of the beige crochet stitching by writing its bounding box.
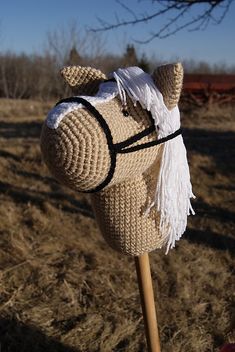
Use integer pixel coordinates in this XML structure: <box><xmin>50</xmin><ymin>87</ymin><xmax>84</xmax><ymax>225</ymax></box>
<box><xmin>40</xmin><ymin>63</ymin><xmax>184</xmax><ymax>256</ymax></box>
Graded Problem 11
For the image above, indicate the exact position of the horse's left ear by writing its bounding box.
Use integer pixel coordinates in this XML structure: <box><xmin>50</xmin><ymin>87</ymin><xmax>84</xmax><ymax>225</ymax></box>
<box><xmin>152</xmin><ymin>62</ymin><xmax>183</xmax><ymax>110</ymax></box>
<box><xmin>61</xmin><ymin>65</ymin><xmax>107</xmax><ymax>96</ymax></box>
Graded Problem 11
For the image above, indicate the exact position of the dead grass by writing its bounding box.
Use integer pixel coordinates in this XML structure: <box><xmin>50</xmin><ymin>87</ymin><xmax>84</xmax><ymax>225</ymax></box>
<box><xmin>0</xmin><ymin>98</ymin><xmax>53</xmax><ymax>118</ymax></box>
<box><xmin>0</xmin><ymin>98</ymin><xmax>234</xmax><ymax>352</ymax></box>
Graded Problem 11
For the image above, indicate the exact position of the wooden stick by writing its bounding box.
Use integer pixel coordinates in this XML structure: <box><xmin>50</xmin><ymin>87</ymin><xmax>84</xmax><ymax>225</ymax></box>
<box><xmin>135</xmin><ymin>253</ymin><xmax>161</xmax><ymax>352</ymax></box>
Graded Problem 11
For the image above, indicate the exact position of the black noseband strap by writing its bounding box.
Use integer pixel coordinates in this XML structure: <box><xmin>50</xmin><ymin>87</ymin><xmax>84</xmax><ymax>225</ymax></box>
<box><xmin>55</xmin><ymin>97</ymin><xmax>182</xmax><ymax>193</ymax></box>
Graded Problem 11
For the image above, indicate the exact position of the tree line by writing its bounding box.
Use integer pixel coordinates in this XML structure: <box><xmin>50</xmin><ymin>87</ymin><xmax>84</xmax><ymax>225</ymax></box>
<box><xmin>0</xmin><ymin>44</ymin><xmax>234</xmax><ymax>100</ymax></box>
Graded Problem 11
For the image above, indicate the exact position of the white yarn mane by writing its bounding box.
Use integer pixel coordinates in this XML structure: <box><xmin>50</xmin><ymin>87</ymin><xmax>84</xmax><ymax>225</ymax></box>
<box><xmin>112</xmin><ymin>67</ymin><xmax>195</xmax><ymax>253</ymax></box>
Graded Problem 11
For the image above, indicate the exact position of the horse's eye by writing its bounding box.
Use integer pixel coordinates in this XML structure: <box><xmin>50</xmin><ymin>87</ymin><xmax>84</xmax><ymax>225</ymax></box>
<box><xmin>122</xmin><ymin>109</ymin><xmax>129</xmax><ymax>117</ymax></box>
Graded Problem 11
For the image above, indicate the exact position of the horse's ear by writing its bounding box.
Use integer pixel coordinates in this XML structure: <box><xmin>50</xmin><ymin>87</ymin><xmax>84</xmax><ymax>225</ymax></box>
<box><xmin>61</xmin><ymin>66</ymin><xmax>107</xmax><ymax>96</ymax></box>
<box><xmin>152</xmin><ymin>62</ymin><xmax>183</xmax><ymax>110</ymax></box>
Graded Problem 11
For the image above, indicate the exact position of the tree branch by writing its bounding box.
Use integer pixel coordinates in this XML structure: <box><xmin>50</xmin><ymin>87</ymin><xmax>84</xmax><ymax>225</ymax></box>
<box><xmin>90</xmin><ymin>0</ymin><xmax>233</xmax><ymax>42</ymax></box>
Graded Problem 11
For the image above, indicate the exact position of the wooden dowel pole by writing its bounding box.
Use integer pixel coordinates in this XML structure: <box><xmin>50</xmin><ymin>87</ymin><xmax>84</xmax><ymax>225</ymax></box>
<box><xmin>135</xmin><ymin>253</ymin><xmax>161</xmax><ymax>352</ymax></box>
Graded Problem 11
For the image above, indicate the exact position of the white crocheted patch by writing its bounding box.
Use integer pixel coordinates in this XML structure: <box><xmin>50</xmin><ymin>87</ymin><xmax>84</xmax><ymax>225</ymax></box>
<box><xmin>46</xmin><ymin>81</ymin><xmax>118</xmax><ymax>129</ymax></box>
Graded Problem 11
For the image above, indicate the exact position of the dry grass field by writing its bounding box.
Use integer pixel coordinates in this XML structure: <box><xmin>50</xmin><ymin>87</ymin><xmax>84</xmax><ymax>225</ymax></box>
<box><xmin>0</xmin><ymin>98</ymin><xmax>234</xmax><ymax>352</ymax></box>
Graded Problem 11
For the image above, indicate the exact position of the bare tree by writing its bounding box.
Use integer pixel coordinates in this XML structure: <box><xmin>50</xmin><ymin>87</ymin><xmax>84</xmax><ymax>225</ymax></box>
<box><xmin>46</xmin><ymin>21</ymin><xmax>106</xmax><ymax>68</ymax></box>
<box><xmin>46</xmin><ymin>21</ymin><xmax>86</xmax><ymax>67</ymax></box>
<box><xmin>91</xmin><ymin>0</ymin><xmax>233</xmax><ymax>43</ymax></box>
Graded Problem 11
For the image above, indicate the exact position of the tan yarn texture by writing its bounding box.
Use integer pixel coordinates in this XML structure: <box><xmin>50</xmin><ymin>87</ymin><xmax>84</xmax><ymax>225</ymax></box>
<box><xmin>40</xmin><ymin>63</ymin><xmax>183</xmax><ymax>256</ymax></box>
<box><xmin>61</xmin><ymin>66</ymin><xmax>106</xmax><ymax>96</ymax></box>
<box><xmin>41</xmin><ymin>109</ymin><xmax>111</xmax><ymax>191</ymax></box>
<box><xmin>153</xmin><ymin>63</ymin><xmax>183</xmax><ymax>111</ymax></box>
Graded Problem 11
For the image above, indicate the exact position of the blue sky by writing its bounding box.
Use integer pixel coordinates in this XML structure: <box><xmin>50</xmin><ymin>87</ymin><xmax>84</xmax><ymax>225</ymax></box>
<box><xmin>0</xmin><ymin>0</ymin><xmax>235</xmax><ymax>66</ymax></box>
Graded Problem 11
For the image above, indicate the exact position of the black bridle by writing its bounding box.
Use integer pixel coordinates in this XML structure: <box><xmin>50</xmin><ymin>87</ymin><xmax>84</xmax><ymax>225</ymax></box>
<box><xmin>55</xmin><ymin>97</ymin><xmax>182</xmax><ymax>193</ymax></box>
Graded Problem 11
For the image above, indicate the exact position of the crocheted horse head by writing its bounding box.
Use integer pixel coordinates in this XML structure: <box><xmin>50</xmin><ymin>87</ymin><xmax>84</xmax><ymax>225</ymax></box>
<box><xmin>41</xmin><ymin>64</ymin><xmax>194</xmax><ymax>256</ymax></box>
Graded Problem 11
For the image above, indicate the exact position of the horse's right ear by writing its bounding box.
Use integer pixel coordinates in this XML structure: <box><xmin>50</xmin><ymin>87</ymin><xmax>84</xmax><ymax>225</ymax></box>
<box><xmin>152</xmin><ymin>62</ymin><xmax>183</xmax><ymax>110</ymax></box>
<box><xmin>61</xmin><ymin>66</ymin><xmax>107</xmax><ymax>96</ymax></box>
